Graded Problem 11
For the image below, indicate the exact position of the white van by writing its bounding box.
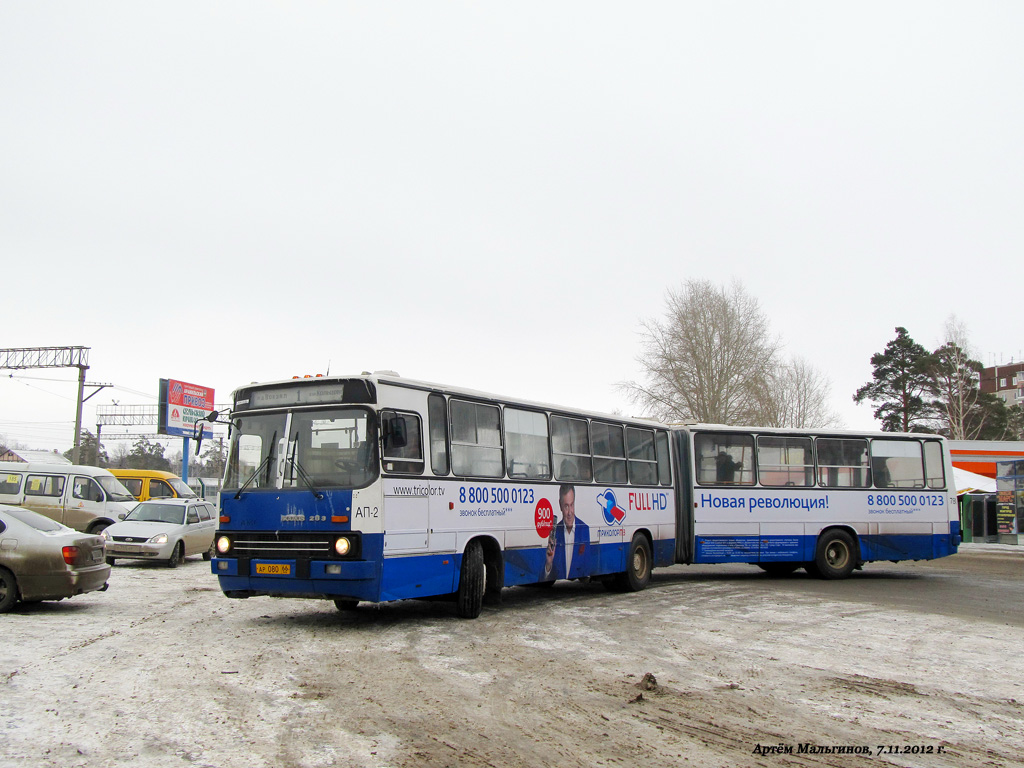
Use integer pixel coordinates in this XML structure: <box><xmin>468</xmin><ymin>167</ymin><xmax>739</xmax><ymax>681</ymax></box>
<box><xmin>0</xmin><ymin>462</ymin><xmax>137</xmax><ymax>534</ymax></box>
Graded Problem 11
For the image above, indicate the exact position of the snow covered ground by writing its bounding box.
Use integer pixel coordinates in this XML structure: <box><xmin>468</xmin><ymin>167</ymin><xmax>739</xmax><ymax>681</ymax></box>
<box><xmin>2</xmin><ymin>545</ymin><xmax>1022</xmax><ymax>767</ymax></box>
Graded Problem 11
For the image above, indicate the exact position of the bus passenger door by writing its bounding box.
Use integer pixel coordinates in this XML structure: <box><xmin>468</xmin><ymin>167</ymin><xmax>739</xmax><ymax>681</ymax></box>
<box><xmin>382</xmin><ymin>479</ymin><xmax>429</xmax><ymax>553</ymax></box>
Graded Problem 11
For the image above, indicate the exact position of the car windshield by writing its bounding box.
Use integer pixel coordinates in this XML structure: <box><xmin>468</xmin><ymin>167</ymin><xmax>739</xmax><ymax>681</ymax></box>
<box><xmin>2</xmin><ymin>506</ymin><xmax>66</xmax><ymax>532</ymax></box>
<box><xmin>98</xmin><ymin>476</ymin><xmax>137</xmax><ymax>502</ymax></box>
<box><xmin>223</xmin><ymin>407</ymin><xmax>377</xmax><ymax>490</ymax></box>
<box><xmin>169</xmin><ymin>478</ymin><xmax>197</xmax><ymax>497</ymax></box>
<box><xmin>125</xmin><ymin>504</ymin><xmax>186</xmax><ymax>525</ymax></box>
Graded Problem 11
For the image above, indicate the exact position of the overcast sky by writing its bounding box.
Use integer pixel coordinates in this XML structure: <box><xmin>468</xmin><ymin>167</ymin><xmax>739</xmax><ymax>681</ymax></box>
<box><xmin>2</xmin><ymin>2</ymin><xmax>1022</xmax><ymax>453</ymax></box>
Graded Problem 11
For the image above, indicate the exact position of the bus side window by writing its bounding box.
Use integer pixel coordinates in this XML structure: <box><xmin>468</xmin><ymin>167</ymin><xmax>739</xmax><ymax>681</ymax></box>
<box><xmin>694</xmin><ymin>433</ymin><xmax>754</xmax><ymax>485</ymax></box>
<box><xmin>816</xmin><ymin>438</ymin><xmax>870</xmax><ymax>488</ymax></box>
<box><xmin>380</xmin><ymin>410</ymin><xmax>425</xmax><ymax>475</ymax></box>
<box><xmin>756</xmin><ymin>436</ymin><xmax>813</xmax><ymax>487</ymax></box>
<box><xmin>450</xmin><ymin>399</ymin><xmax>503</xmax><ymax>478</ymax></box>
<box><xmin>428</xmin><ymin>393</ymin><xmax>450</xmax><ymax>476</ymax></box>
<box><xmin>626</xmin><ymin>427</ymin><xmax>658</xmax><ymax>485</ymax></box>
<box><xmin>655</xmin><ymin>431</ymin><xmax>672</xmax><ymax>486</ymax></box>
<box><xmin>923</xmin><ymin>441</ymin><xmax>946</xmax><ymax>489</ymax></box>
<box><xmin>504</xmin><ymin>407</ymin><xmax>550</xmax><ymax>480</ymax></box>
<box><xmin>551</xmin><ymin>415</ymin><xmax>592</xmax><ymax>482</ymax></box>
<box><xmin>870</xmin><ymin>439</ymin><xmax>925</xmax><ymax>489</ymax></box>
<box><xmin>592</xmin><ymin>422</ymin><xmax>627</xmax><ymax>484</ymax></box>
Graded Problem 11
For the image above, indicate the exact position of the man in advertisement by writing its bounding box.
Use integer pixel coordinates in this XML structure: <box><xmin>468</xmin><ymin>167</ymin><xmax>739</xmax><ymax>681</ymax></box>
<box><xmin>543</xmin><ymin>484</ymin><xmax>591</xmax><ymax>581</ymax></box>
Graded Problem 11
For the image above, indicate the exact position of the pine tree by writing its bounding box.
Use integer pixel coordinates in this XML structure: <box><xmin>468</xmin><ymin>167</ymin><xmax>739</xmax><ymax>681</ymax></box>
<box><xmin>854</xmin><ymin>327</ymin><xmax>938</xmax><ymax>432</ymax></box>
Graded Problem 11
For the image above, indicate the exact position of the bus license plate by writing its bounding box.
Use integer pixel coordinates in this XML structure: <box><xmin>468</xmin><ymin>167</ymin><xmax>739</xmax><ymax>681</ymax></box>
<box><xmin>256</xmin><ymin>563</ymin><xmax>291</xmax><ymax>575</ymax></box>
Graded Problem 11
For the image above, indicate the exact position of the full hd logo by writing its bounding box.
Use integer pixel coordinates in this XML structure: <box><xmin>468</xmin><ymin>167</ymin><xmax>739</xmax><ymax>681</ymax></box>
<box><xmin>597</xmin><ymin>489</ymin><xmax>626</xmax><ymax>526</ymax></box>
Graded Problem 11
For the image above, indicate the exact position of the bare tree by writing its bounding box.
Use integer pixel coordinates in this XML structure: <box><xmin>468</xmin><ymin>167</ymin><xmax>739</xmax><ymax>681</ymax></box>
<box><xmin>626</xmin><ymin>280</ymin><xmax>781</xmax><ymax>424</ymax></box>
<box><xmin>932</xmin><ymin>316</ymin><xmax>977</xmax><ymax>439</ymax></box>
<box><xmin>109</xmin><ymin>443</ymin><xmax>131</xmax><ymax>469</ymax></box>
<box><xmin>754</xmin><ymin>357</ymin><xmax>842</xmax><ymax>429</ymax></box>
<box><xmin>930</xmin><ymin>315</ymin><xmax>1000</xmax><ymax>439</ymax></box>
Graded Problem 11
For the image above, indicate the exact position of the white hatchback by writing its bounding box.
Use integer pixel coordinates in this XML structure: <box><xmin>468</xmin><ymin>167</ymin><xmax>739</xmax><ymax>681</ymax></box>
<box><xmin>101</xmin><ymin>499</ymin><xmax>218</xmax><ymax>567</ymax></box>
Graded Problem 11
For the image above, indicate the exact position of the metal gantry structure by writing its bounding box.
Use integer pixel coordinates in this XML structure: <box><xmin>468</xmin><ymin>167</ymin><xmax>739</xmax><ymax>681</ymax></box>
<box><xmin>0</xmin><ymin>346</ymin><xmax>110</xmax><ymax>463</ymax></box>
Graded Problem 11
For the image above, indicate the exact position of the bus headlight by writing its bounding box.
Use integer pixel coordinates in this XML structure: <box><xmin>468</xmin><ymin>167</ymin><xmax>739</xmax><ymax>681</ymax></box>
<box><xmin>334</xmin><ymin>537</ymin><xmax>351</xmax><ymax>556</ymax></box>
<box><xmin>216</xmin><ymin>536</ymin><xmax>233</xmax><ymax>555</ymax></box>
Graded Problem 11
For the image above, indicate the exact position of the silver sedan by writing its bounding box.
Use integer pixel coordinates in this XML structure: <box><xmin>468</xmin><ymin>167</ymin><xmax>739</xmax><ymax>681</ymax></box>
<box><xmin>0</xmin><ymin>504</ymin><xmax>110</xmax><ymax>613</ymax></box>
<box><xmin>101</xmin><ymin>499</ymin><xmax>218</xmax><ymax>567</ymax></box>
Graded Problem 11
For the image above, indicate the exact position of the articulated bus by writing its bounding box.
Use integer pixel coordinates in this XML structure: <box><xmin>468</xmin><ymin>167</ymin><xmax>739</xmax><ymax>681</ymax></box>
<box><xmin>209</xmin><ymin>374</ymin><xmax>960</xmax><ymax>618</ymax></box>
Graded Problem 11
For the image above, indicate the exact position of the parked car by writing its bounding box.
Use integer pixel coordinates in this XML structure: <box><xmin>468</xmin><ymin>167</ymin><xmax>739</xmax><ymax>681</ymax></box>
<box><xmin>0</xmin><ymin>461</ymin><xmax>136</xmax><ymax>533</ymax></box>
<box><xmin>0</xmin><ymin>504</ymin><xmax>110</xmax><ymax>613</ymax></box>
<box><xmin>108</xmin><ymin>469</ymin><xmax>197</xmax><ymax>502</ymax></box>
<box><xmin>101</xmin><ymin>498</ymin><xmax>218</xmax><ymax>567</ymax></box>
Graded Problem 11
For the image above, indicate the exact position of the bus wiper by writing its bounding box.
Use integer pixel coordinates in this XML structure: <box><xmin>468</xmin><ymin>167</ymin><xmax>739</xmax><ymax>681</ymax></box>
<box><xmin>288</xmin><ymin>457</ymin><xmax>324</xmax><ymax>501</ymax></box>
<box><xmin>287</xmin><ymin>432</ymin><xmax>324</xmax><ymax>500</ymax></box>
<box><xmin>234</xmin><ymin>455</ymin><xmax>271</xmax><ymax>499</ymax></box>
<box><xmin>235</xmin><ymin>431</ymin><xmax>278</xmax><ymax>500</ymax></box>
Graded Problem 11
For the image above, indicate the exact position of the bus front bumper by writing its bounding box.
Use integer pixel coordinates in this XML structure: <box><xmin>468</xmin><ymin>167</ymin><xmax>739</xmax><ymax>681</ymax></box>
<box><xmin>212</xmin><ymin>557</ymin><xmax>378</xmax><ymax>600</ymax></box>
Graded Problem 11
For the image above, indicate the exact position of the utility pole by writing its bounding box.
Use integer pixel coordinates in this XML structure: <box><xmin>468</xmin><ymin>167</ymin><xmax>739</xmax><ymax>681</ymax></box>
<box><xmin>0</xmin><ymin>346</ymin><xmax>111</xmax><ymax>463</ymax></box>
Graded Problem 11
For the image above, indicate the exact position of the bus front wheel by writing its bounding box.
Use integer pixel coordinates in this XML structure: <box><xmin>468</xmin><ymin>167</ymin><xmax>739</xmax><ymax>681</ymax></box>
<box><xmin>456</xmin><ymin>540</ymin><xmax>485</xmax><ymax>619</ymax></box>
<box><xmin>813</xmin><ymin>530</ymin><xmax>857</xmax><ymax>579</ymax></box>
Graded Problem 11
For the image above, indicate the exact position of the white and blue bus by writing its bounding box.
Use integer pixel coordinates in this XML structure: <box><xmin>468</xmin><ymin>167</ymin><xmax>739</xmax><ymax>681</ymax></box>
<box><xmin>209</xmin><ymin>374</ymin><xmax>960</xmax><ymax>617</ymax></box>
<box><xmin>675</xmin><ymin>424</ymin><xmax>960</xmax><ymax>577</ymax></box>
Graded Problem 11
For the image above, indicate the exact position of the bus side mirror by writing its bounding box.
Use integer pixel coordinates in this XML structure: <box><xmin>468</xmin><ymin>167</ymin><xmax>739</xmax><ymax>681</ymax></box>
<box><xmin>193</xmin><ymin>411</ymin><xmax>221</xmax><ymax>455</ymax></box>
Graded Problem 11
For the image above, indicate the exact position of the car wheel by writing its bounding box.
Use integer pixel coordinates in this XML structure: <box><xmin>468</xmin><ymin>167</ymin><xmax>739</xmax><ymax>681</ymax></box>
<box><xmin>106</xmin><ymin>557</ymin><xmax>116</xmax><ymax>566</ymax></box>
<box><xmin>0</xmin><ymin>567</ymin><xmax>19</xmax><ymax>613</ymax></box>
<box><xmin>167</xmin><ymin>542</ymin><xmax>183</xmax><ymax>568</ymax></box>
<box><xmin>87</xmin><ymin>520</ymin><xmax>111</xmax><ymax>535</ymax></box>
<box><xmin>202</xmin><ymin>544</ymin><xmax>213</xmax><ymax>561</ymax></box>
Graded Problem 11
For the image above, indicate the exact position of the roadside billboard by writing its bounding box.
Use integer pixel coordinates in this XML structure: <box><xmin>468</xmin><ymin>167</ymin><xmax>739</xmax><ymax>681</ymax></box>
<box><xmin>158</xmin><ymin>378</ymin><xmax>215</xmax><ymax>438</ymax></box>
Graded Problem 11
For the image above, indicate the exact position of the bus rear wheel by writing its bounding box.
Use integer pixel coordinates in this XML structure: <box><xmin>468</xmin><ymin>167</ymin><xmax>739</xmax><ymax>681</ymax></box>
<box><xmin>333</xmin><ymin>598</ymin><xmax>359</xmax><ymax>612</ymax></box>
<box><xmin>625</xmin><ymin>534</ymin><xmax>652</xmax><ymax>591</ymax></box>
<box><xmin>606</xmin><ymin>534</ymin><xmax>652</xmax><ymax>592</ymax></box>
<box><xmin>456</xmin><ymin>540</ymin><xmax>485</xmax><ymax>619</ymax></box>
<box><xmin>813</xmin><ymin>530</ymin><xmax>857</xmax><ymax>579</ymax></box>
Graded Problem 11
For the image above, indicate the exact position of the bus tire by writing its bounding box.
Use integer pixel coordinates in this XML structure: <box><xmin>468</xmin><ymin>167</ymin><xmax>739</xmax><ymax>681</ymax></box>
<box><xmin>333</xmin><ymin>598</ymin><xmax>359</xmax><ymax>611</ymax></box>
<box><xmin>624</xmin><ymin>534</ymin><xmax>653</xmax><ymax>592</ymax></box>
<box><xmin>757</xmin><ymin>563</ymin><xmax>800</xmax><ymax>576</ymax></box>
<box><xmin>813</xmin><ymin>530</ymin><xmax>857</xmax><ymax>579</ymax></box>
<box><xmin>0</xmin><ymin>567</ymin><xmax>18</xmax><ymax>613</ymax></box>
<box><xmin>456</xmin><ymin>540</ymin><xmax>485</xmax><ymax>619</ymax></box>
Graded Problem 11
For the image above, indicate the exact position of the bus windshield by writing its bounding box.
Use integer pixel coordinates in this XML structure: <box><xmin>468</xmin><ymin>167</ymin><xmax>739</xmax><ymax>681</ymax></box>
<box><xmin>224</xmin><ymin>407</ymin><xmax>377</xmax><ymax>491</ymax></box>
